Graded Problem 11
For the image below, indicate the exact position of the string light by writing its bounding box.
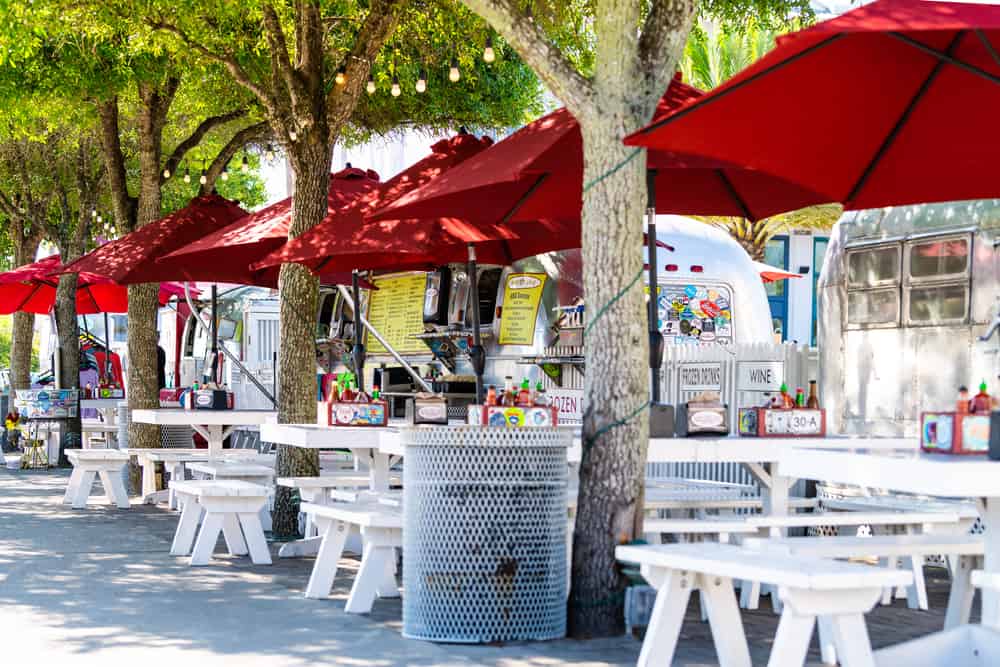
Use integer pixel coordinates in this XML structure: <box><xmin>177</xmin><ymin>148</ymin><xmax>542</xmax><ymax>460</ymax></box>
<box><xmin>264</xmin><ymin>144</ymin><xmax>275</xmax><ymax>161</ymax></box>
<box><xmin>391</xmin><ymin>75</ymin><xmax>401</xmax><ymax>97</ymax></box>
<box><xmin>366</xmin><ymin>72</ymin><xmax>376</xmax><ymax>94</ymax></box>
<box><xmin>416</xmin><ymin>68</ymin><xmax>427</xmax><ymax>93</ymax></box>
<box><xmin>449</xmin><ymin>57</ymin><xmax>460</xmax><ymax>82</ymax></box>
<box><xmin>91</xmin><ymin>209</ymin><xmax>97</xmax><ymax>218</ymax></box>
<box><xmin>96</xmin><ymin>214</ymin><xmax>102</xmax><ymax>223</ymax></box>
<box><xmin>221</xmin><ymin>165</ymin><xmax>229</xmax><ymax>181</ymax></box>
<box><xmin>162</xmin><ymin>167</ymin><xmax>171</xmax><ymax>179</ymax></box>
<box><xmin>199</xmin><ymin>169</ymin><xmax>208</xmax><ymax>185</ymax></box>
<box><xmin>335</xmin><ymin>65</ymin><xmax>347</xmax><ymax>86</ymax></box>
<box><xmin>289</xmin><ymin>129</ymin><xmax>297</xmax><ymax>142</ymax></box>
<box><xmin>241</xmin><ymin>155</ymin><xmax>249</xmax><ymax>173</ymax></box>
<box><xmin>183</xmin><ymin>169</ymin><xmax>191</xmax><ymax>184</ymax></box>
<box><xmin>483</xmin><ymin>36</ymin><xmax>496</xmax><ymax>63</ymax></box>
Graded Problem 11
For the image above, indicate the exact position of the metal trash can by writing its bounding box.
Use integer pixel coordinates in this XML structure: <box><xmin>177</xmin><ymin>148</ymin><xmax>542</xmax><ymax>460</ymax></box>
<box><xmin>402</xmin><ymin>425</ymin><xmax>569</xmax><ymax>643</ymax></box>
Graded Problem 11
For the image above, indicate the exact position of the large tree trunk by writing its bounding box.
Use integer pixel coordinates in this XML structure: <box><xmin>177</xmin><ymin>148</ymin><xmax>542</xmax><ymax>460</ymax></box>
<box><xmin>10</xmin><ymin>311</ymin><xmax>35</xmax><ymax>391</ymax></box>
<box><xmin>271</xmin><ymin>137</ymin><xmax>331</xmax><ymax>538</ymax></box>
<box><xmin>54</xmin><ymin>267</ymin><xmax>81</xmax><ymax>465</ymax></box>
<box><xmin>569</xmin><ymin>116</ymin><xmax>651</xmax><ymax>636</ymax></box>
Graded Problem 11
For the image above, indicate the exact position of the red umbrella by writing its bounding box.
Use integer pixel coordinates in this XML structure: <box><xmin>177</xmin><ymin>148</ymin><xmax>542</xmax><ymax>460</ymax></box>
<box><xmin>624</xmin><ymin>0</ymin><xmax>1000</xmax><ymax>210</ymax></box>
<box><xmin>753</xmin><ymin>261</ymin><xmax>803</xmax><ymax>283</ymax></box>
<box><xmin>162</xmin><ymin>167</ymin><xmax>381</xmax><ymax>285</ymax></box>
<box><xmin>249</xmin><ymin>134</ymin><xmax>563</xmax><ymax>274</ymax></box>
<box><xmin>373</xmin><ymin>77</ymin><xmax>828</xmax><ymax>224</ymax></box>
<box><xmin>59</xmin><ymin>194</ymin><xmax>249</xmax><ymax>285</ymax></box>
<box><xmin>0</xmin><ymin>255</ymin><xmax>191</xmax><ymax>315</ymax></box>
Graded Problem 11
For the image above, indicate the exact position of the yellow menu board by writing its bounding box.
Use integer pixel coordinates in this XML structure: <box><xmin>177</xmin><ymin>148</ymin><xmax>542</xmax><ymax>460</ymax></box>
<box><xmin>365</xmin><ymin>273</ymin><xmax>427</xmax><ymax>355</ymax></box>
<box><xmin>498</xmin><ymin>273</ymin><xmax>547</xmax><ymax>346</ymax></box>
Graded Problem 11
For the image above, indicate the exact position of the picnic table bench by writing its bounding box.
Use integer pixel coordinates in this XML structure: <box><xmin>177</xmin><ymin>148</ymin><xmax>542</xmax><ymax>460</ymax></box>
<box><xmin>168</xmin><ymin>479</ymin><xmax>271</xmax><ymax>566</ymax></box>
<box><xmin>63</xmin><ymin>449</ymin><xmax>130</xmax><ymax>509</ymax></box>
<box><xmin>617</xmin><ymin>542</ymin><xmax>911</xmax><ymax>667</ymax></box>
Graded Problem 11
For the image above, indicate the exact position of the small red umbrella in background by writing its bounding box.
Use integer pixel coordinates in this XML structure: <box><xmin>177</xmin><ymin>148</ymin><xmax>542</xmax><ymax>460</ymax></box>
<box><xmin>0</xmin><ymin>255</ymin><xmax>191</xmax><ymax>315</ymax></box>
<box><xmin>753</xmin><ymin>261</ymin><xmax>803</xmax><ymax>284</ymax></box>
<box><xmin>59</xmin><ymin>194</ymin><xmax>248</xmax><ymax>285</ymax></box>
<box><xmin>625</xmin><ymin>0</ymin><xmax>1000</xmax><ymax>210</ymax></box>
<box><xmin>161</xmin><ymin>167</ymin><xmax>381</xmax><ymax>286</ymax></box>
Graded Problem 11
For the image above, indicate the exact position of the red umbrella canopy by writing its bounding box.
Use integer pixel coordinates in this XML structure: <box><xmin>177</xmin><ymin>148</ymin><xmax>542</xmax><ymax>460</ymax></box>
<box><xmin>625</xmin><ymin>0</ymin><xmax>1000</xmax><ymax>210</ymax></box>
<box><xmin>162</xmin><ymin>167</ymin><xmax>380</xmax><ymax>285</ymax></box>
<box><xmin>373</xmin><ymin>75</ymin><xmax>829</xmax><ymax>225</ymax></box>
<box><xmin>59</xmin><ymin>194</ymin><xmax>248</xmax><ymax>285</ymax></box>
<box><xmin>251</xmin><ymin>133</ymin><xmax>554</xmax><ymax>275</ymax></box>
<box><xmin>0</xmin><ymin>255</ymin><xmax>190</xmax><ymax>315</ymax></box>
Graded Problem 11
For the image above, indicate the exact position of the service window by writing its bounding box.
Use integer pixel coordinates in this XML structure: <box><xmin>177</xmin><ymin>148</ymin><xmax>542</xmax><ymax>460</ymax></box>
<box><xmin>847</xmin><ymin>288</ymin><xmax>899</xmax><ymax>326</ymax></box>
<box><xmin>847</xmin><ymin>245</ymin><xmax>900</xmax><ymax>287</ymax></box>
<box><xmin>907</xmin><ymin>284</ymin><xmax>969</xmax><ymax>324</ymax></box>
<box><xmin>906</xmin><ymin>236</ymin><xmax>971</xmax><ymax>283</ymax></box>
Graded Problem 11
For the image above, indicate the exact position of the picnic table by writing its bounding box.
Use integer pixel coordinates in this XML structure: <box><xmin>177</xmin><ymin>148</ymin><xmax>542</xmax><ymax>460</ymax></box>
<box><xmin>130</xmin><ymin>409</ymin><xmax>276</xmax><ymax>458</ymax></box>
<box><xmin>778</xmin><ymin>446</ymin><xmax>1000</xmax><ymax>633</ymax></box>
<box><xmin>80</xmin><ymin>398</ymin><xmax>122</xmax><ymax>447</ymax></box>
<box><xmin>126</xmin><ymin>448</ymin><xmax>261</xmax><ymax>506</ymax></box>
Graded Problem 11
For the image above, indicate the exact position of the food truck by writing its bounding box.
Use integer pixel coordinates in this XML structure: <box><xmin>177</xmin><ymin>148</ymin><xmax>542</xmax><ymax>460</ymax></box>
<box><xmin>817</xmin><ymin>200</ymin><xmax>1000</xmax><ymax>436</ymax></box>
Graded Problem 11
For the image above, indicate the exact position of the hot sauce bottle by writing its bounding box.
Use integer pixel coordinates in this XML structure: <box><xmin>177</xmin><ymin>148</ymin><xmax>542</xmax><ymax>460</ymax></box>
<box><xmin>972</xmin><ymin>381</ymin><xmax>992</xmax><ymax>414</ymax></box>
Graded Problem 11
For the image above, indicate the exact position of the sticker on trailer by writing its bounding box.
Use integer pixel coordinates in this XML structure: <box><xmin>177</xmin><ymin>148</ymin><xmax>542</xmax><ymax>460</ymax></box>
<box><xmin>659</xmin><ymin>283</ymin><xmax>734</xmax><ymax>346</ymax></box>
<box><xmin>548</xmin><ymin>389</ymin><xmax>583</xmax><ymax>421</ymax></box>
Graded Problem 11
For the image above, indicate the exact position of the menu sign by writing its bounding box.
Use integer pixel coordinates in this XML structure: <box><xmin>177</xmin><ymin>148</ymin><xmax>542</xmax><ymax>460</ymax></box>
<box><xmin>498</xmin><ymin>273</ymin><xmax>547</xmax><ymax>346</ymax></box>
<box><xmin>365</xmin><ymin>273</ymin><xmax>428</xmax><ymax>355</ymax></box>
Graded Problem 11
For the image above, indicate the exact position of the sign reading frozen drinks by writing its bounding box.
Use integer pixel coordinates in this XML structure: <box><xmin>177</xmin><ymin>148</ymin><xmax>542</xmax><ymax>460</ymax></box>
<box><xmin>498</xmin><ymin>273</ymin><xmax>547</xmax><ymax>346</ymax></box>
<box><xmin>679</xmin><ymin>363</ymin><xmax>722</xmax><ymax>393</ymax></box>
<box><xmin>365</xmin><ymin>273</ymin><xmax>427</xmax><ymax>355</ymax></box>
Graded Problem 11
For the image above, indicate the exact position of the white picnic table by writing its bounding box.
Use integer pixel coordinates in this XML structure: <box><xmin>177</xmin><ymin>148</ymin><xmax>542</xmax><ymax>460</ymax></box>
<box><xmin>130</xmin><ymin>409</ymin><xmax>276</xmax><ymax>459</ymax></box>
<box><xmin>778</xmin><ymin>446</ymin><xmax>1000</xmax><ymax>635</ymax></box>
<box><xmin>80</xmin><ymin>398</ymin><xmax>122</xmax><ymax>447</ymax></box>
<box><xmin>125</xmin><ymin>447</ymin><xmax>262</xmax><ymax>505</ymax></box>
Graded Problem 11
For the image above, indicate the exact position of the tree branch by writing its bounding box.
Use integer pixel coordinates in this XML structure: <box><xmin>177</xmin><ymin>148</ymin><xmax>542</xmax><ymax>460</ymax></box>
<box><xmin>199</xmin><ymin>121</ymin><xmax>273</xmax><ymax>194</ymax></box>
<box><xmin>262</xmin><ymin>4</ymin><xmax>303</xmax><ymax>110</ymax></box>
<box><xmin>161</xmin><ymin>109</ymin><xmax>248</xmax><ymax>186</ymax></box>
<box><xmin>459</xmin><ymin>0</ymin><xmax>594</xmax><ymax>116</ymax></box>
<box><xmin>637</xmin><ymin>0</ymin><xmax>698</xmax><ymax>115</ymax></box>
<box><xmin>96</xmin><ymin>97</ymin><xmax>138</xmax><ymax>230</ymax></box>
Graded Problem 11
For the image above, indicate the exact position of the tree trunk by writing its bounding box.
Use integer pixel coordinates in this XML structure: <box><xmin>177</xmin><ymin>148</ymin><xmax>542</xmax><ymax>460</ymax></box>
<box><xmin>569</xmin><ymin>115</ymin><xmax>650</xmax><ymax>637</ymax></box>
<box><xmin>271</xmin><ymin>138</ymin><xmax>330</xmax><ymax>538</ymax></box>
<box><xmin>54</xmin><ymin>268</ymin><xmax>81</xmax><ymax>465</ymax></box>
<box><xmin>10</xmin><ymin>311</ymin><xmax>35</xmax><ymax>391</ymax></box>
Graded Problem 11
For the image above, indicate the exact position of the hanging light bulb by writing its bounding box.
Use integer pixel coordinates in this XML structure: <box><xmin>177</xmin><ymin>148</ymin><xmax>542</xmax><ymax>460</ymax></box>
<box><xmin>241</xmin><ymin>155</ymin><xmax>250</xmax><ymax>173</ymax></box>
<box><xmin>96</xmin><ymin>214</ymin><xmax>102</xmax><ymax>223</ymax></box>
<box><xmin>415</xmin><ymin>68</ymin><xmax>427</xmax><ymax>93</ymax></box>
<box><xmin>162</xmin><ymin>167</ymin><xmax>171</xmax><ymax>179</ymax></box>
<box><xmin>366</xmin><ymin>72</ymin><xmax>377</xmax><ymax>94</ymax></box>
<box><xmin>199</xmin><ymin>169</ymin><xmax>208</xmax><ymax>185</ymax></box>
<box><xmin>91</xmin><ymin>209</ymin><xmax>97</xmax><ymax>218</ymax></box>
<box><xmin>335</xmin><ymin>65</ymin><xmax>347</xmax><ymax>86</ymax></box>
<box><xmin>483</xmin><ymin>36</ymin><xmax>496</xmax><ymax>63</ymax></box>
<box><xmin>391</xmin><ymin>75</ymin><xmax>401</xmax><ymax>97</ymax></box>
<box><xmin>264</xmin><ymin>144</ymin><xmax>275</xmax><ymax>161</ymax></box>
<box><xmin>449</xmin><ymin>57</ymin><xmax>460</xmax><ymax>82</ymax></box>
<box><xmin>183</xmin><ymin>169</ymin><xmax>191</xmax><ymax>184</ymax></box>
<box><xmin>288</xmin><ymin>129</ymin><xmax>297</xmax><ymax>142</ymax></box>
<box><xmin>221</xmin><ymin>166</ymin><xmax>230</xmax><ymax>181</ymax></box>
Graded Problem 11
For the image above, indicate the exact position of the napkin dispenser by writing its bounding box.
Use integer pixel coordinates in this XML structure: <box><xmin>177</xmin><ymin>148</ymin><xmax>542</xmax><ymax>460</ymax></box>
<box><xmin>675</xmin><ymin>392</ymin><xmax>728</xmax><ymax>437</ymax></box>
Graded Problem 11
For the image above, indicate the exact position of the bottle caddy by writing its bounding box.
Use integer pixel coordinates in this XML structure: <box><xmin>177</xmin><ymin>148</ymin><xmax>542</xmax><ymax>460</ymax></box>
<box><xmin>921</xmin><ymin>381</ymin><xmax>994</xmax><ymax>455</ymax></box>
<box><xmin>468</xmin><ymin>376</ymin><xmax>558</xmax><ymax>428</ymax></box>
<box><xmin>738</xmin><ymin>380</ymin><xmax>826</xmax><ymax>437</ymax></box>
<box><xmin>324</xmin><ymin>371</ymin><xmax>388</xmax><ymax>427</ymax></box>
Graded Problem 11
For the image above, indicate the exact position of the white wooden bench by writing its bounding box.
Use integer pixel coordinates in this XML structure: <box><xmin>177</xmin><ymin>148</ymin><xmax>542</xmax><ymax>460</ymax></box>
<box><xmin>617</xmin><ymin>542</ymin><xmax>912</xmax><ymax>667</ymax></box>
<box><xmin>745</xmin><ymin>533</ymin><xmax>985</xmax><ymax>664</ymax></box>
<box><xmin>872</xmin><ymin>570</ymin><xmax>1000</xmax><ymax>666</ymax></box>
<box><xmin>299</xmin><ymin>501</ymin><xmax>402</xmax><ymax>613</ymax></box>
<box><xmin>188</xmin><ymin>461</ymin><xmax>275</xmax><ymax>531</ymax></box>
<box><xmin>169</xmin><ymin>479</ymin><xmax>271</xmax><ymax>566</ymax></box>
<box><xmin>63</xmin><ymin>449</ymin><xmax>130</xmax><ymax>509</ymax></box>
<box><xmin>80</xmin><ymin>423</ymin><xmax>118</xmax><ymax>449</ymax></box>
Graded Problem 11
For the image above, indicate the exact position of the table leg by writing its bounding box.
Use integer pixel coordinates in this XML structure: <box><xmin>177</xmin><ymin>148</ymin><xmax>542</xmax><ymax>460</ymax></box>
<box><xmin>982</xmin><ymin>498</ymin><xmax>1000</xmax><ymax>626</ymax></box>
<box><xmin>305</xmin><ymin>518</ymin><xmax>349</xmax><ymax>598</ymax></box>
<box><xmin>71</xmin><ymin>470</ymin><xmax>97</xmax><ymax>509</ymax></box>
<box><xmin>637</xmin><ymin>568</ymin><xmax>693</xmax><ymax>667</ymax></box>
<box><xmin>141</xmin><ymin>458</ymin><xmax>158</xmax><ymax>503</ymax></box>
<box><xmin>171</xmin><ymin>497</ymin><xmax>203</xmax><ymax>556</ymax></box>
<box><xmin>191</xmin><ymin>512</ymin><xmax>225</xmax><ymax>565</ymax></box>
<box><xmin>98</xmin><ymin>469</ymin><xmax>130</xmax><ymax>509</ymax></box>
<box><xmin>63</xmin><ymin>467</ymin><xmax>83</xmax><ymax>504</ymax></box>
<box><xmin>700</xmin><ymin>575</ymin><xmax>752</xmax><ymax>667</ymax></box>
<box><xmin>205</xmin><ymin>425</ymin><xmax>225</xmax><ymax>459</ymax></box>
<box><xmin>370</xmin><ymin>452</ymin><xmax>390</xmax><ymax>492</ymax></box>
<box><xmin>221</xmin><ymin>513</ymin><xmax>249</xmax><ymax>556</ymax></box>
<box><xmin>237</xmin><ymin>512</ymin><xmax>272</xmax><ymax>565</ymax></box>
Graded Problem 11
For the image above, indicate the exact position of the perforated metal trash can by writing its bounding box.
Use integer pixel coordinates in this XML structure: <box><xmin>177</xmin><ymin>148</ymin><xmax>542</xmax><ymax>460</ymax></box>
<box><xmin>401</xmin><ymin>425</ymin><xmax>570</xmax><ymax>643</ymax></box>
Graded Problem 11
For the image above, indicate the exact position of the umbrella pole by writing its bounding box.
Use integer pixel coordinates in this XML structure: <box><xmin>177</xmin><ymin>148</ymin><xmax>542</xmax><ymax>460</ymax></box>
<box><xmin>351</xmin><ymin>271</ymin><xmax>366</xmax><ymax>393</ymax></box>
<box><xmin>646</xmin><ymin>169</ymin><xmax>664</xmax><ymax>404</ymax></box>
<box><xmin>467</xmin><ymin>244</ymin><xmax>485</xmax><ymax>404</ymax></box>
<box><xmin>103</xmin><ymin>312</ymin><xmax>111</xmax><ymax>382</ymax></box>
<box><xmin>211</xmin><ymin>285</ymin><xmax>219</xmax><ymax>385</ymax></box>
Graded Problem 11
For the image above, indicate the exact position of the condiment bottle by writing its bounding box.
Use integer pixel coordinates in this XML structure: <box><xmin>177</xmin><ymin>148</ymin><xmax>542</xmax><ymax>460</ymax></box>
<box><xmin>534</xmin><ymin>382</ymin><xmax>548</xmax><ymax>407</ymax></box>
<box><xmin>485</xmin><ymin>385</ymin><xmax>498</xmax><ymax>406</ymax></box>
<box><xmin>806</xmin><ymin>381</ymin><xmax>820</xmax><ymax>409</ymax></box>
<box><xmin>795</xmin><ymin>387</ymin><xmax>805</xmax><ymax>408</ymax></box>
<box><xmin>972</xmin><ymin>381</ymin><xmax>991</xmax><ymax>414</ymax></box>
<box><xmin>372</xmin><ymin>385</ymin><xmax>381</xmax><ymax>401</ymax></box>
<box><xmin>780</xmin><ymin>382</ymin><xmax>794</xmax><ymax>409</ymax></box>
<box><xmin>517</xmin><ymin>378</ymin><xmax>532</xmax><ymax>406</ymax></box>
<box><xmin>957</xmin><ymin>386</ymin><xmax>970</xmax><ymax>414</ymax></box>
<box><xmin>502</xmin><ymin>376</ymin><xmax>516</xmax><ymax>407</ymax></box>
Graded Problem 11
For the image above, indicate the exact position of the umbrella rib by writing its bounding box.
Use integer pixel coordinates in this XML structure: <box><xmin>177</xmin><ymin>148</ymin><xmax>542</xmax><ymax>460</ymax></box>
<box><xmin>889</xmin><ymin>32</ymin><xmax>1000</xmax><ymax>87</ymax></box>
<box><xmin>500</xmin><ymin>173</ymin><xmax>549</xmax><ymax>224</ymax></box>
<box><xmin>715</xmin><ymin>170</ymin><xmax>755</xmax><ymax>221</ymax></box>
<box><xmin>846</xmin><ymin>31</ymin><xmax>965</xmax><ymax>205</ymax></box>
<box><xmin>635</xmin><ymin>34</ymin><xmax>845</xmax><ymax>135</ymax></box>
<box><xmin>974</xmin><ymin>29</ymin><xmax>1000</xmax><ymax>69</ymax></box>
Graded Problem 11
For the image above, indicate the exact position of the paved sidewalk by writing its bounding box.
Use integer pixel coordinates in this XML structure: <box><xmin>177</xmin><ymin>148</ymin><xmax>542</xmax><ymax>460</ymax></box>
<box><xmin>0</xmin><ymin>468</ymin><xmax>967</xmax><ymax>666</ymax></box>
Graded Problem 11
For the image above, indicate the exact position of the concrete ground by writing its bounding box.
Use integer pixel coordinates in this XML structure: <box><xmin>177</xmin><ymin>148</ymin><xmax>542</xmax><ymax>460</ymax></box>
<box><xmin>0</xmin><ymin>467</ymin><xmax>971</xmax><ymax>666</ymax></box>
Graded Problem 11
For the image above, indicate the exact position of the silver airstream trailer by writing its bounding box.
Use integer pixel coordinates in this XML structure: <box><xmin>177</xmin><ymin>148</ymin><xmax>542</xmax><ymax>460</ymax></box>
<box><xmin>818</xmin><ymin>200</ymin><xmax>1000</xmax><ymax>436</ymax></box>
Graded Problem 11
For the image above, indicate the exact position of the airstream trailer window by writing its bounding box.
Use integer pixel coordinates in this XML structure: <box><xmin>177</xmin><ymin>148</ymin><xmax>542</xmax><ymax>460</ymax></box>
<box><xmin>658</xmin><ymin>283</ymin><xmax>734</xmax><ymax>345</ymax></box>
<box><xmin>907</xmin><ymin>284</ymin><xmax>968</xmax><ymax>324</ymax></box>
<box><xmin>847</xmin><ymin>246</ymin><xmax>899</xmax><ymax>287</ymax></box>
<box><xmin>906</xmin><ymin>236</ymin><xmax>971</xmax><ymax>282</ymax></box>
<box><xmin>847</xmin><ymin>288</ymin><xmax>899</xmax><ymax>326</ymax></box>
